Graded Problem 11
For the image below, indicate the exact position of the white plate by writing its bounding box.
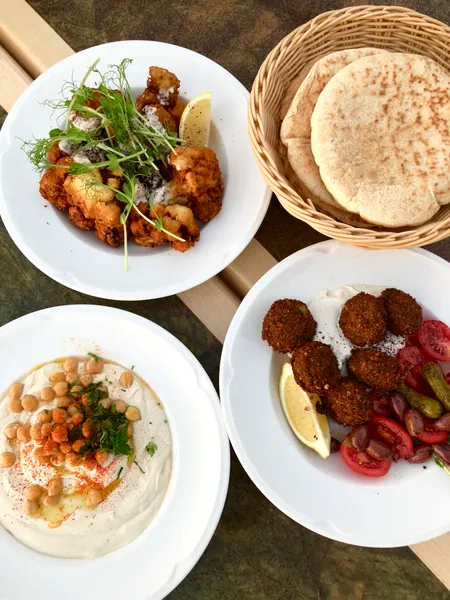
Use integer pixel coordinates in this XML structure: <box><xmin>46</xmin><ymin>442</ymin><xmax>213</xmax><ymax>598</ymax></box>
<box><xmin>220</xmin><ymin>240</ymin><xmax>450</xmax><ymax>548</ymax></box>
<box><xmin>0</xmin><ymin>305</ymin><xmax>230</xmax><ymax>600</ymax></box>
<box><xmin>0</xmin><ymin>41</ymin><xmax>270</xmax><ymax>300</ymax></box>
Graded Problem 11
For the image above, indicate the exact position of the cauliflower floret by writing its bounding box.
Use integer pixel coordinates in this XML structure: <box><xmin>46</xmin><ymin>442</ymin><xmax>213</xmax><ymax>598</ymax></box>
<box><xmin>64</xmin><ymin>168</ymin><xmax>116</xmax><ymax>219</ymax></box>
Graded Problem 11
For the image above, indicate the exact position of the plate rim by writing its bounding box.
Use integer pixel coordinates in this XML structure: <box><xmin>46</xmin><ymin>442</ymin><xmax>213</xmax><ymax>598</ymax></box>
<box><xmin>219</xmin><ymin>239</ymin><xmax>450</xmax><ymax>548</ymax></box>
<box><xmin>0</xmin><ymin>39</ymin><xmax>271</xmax><ymax>301</ymax></box>
<box><xmin>0</xmin><ymin>303</ymin><xmax>230</xmax><ymax>599</ymax></box>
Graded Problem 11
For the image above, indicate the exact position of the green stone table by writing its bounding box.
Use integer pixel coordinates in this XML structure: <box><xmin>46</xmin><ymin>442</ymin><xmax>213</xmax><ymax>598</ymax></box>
<box><xmin>1</xmin><ymin>1</ymin><xmax>450</xmax><ymax>598</ymax></box>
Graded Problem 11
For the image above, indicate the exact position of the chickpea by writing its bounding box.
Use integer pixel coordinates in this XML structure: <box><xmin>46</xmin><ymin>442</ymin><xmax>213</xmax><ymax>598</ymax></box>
<box><xmin>82</xmin><ymin>456</ymin><xmax>97</xmax><ymax>471</ymax></box>
<box><xmin>29</xmin><ymin>424</ymin><xmax>43</xmax><ymax>441</ymax></box>
<box><xmin>81</xmin><ymin>422</ymin><xmax>92</xmax><ymax>438</ymax></box>
<box><xmin>95</xmin><ymin>450</ymin><xmax>108</xmax><ymax>466</ymax></box>
<box><xmin>60</xmin><ymin>441</ymin><xmax>72</xmax><ymax>454</ymax></box>
<box><xmin>67</xmin><ymin>404</ymin><xmax>79</xmax><ymax>416</ymax></box>
<box><xmin>49</xmin><ymin>371</ymin><xmax>66</xmax><ymax>383</ymax></box>
<box><xmin>70</xmin><ymin>385</ymin><xmax>83</xmax><ymax>396</ymax></box>
<box><xmin>23</xmin><ymin>499</ymin><xmax>39</xmax><ymax>516</ymax></box>
<box><xmin>43</xmin><ymin>439</ymin><xmax>60</xmax><ymax>456</ymax></box>
<box><xmin>85</xmin><ymin>488</ymin><xmax>103</xmax><ymax>508</ymax></box>
<box><xmin>51</xmin><ymin>424</ymin><xmax>68</xmax><ymax>443</ymax></box>
<box><xmin>8</xmin><ymin>399</ymin><xmax>23</xmax><ymax>414</ymax></box>
<box><xmin>16</xmin><ymin>424</ymin><xmax>30</xmax><ymax>443</ymax></box>
<box><xmin>9</xmin><ymin>382</ymin><xmax>24</xmax><ymax>399</ymax></box>
<box><xmin>65</xmin><ymin>452</ymin><xmax>81</xmax><ymax>467</ymax></box>
<box><xmin>25</xmin><ymin>484</ymin><xmax>44</xmax><ymax>502</ymax></box>
<box><xmin>40</xmin><ymin>422</ymin><xmax>53</xmax><ymax>438</ymax></box>
<box><xmin>42</xmin><ymin>493</ymin><xmax>60</xmax><ymax>507</ymax></box>
<box><xmin>33</xmin><ymin>447</ymin><xmax>49</xmax><ymax>465</ymax></box>
<box><xmin>52</xmin><ymin>408</ymin><xmax>67</xmax><ymax>424</ymax></box>
<box><xmin>66</xmin><ymin>423</ymin><xmax>74</xmax><ymax>433</ymax></box>
<box><xmin>125</xmin><ymin>406</ymin><xmax>141</xmax><ymax>422</ymax></box>
<box><xmin>63</xmin><ymin>357</ymin><xmax>78</xmax><ymax>373</ymax></box>
<box><xmin>40</xmin><ymin>387</ymin><xmax>55</xmax><ymax>402</ymax></box>
<box><xmin>119</xmin><ymin>371</ymin><xmax>134</xmax><ymax>388</ymax></box>
<box><xmin>65</xmin><ymin>371</ymin><xmax>78</xmax><ymax>386</ymax></box>
<box><xmin>113</xmin><ymin>400</ymin><xmax>127</xmax><ymax>414</ymax></box>
<box><xmin>4</xmin><ymin>422</ymin><xmax>19</xmax><ymax>440</ymax></box>
<box><xmin>0</xmin><ymin>452</ymin><xmax>15</xmax><ymax>468</ymax></box>
<box><xmin>81</xmin><ymin>394</ymin><xmax>89</xmax><ymax>407</ymax></box>
<box><xmin>50</xmin><ymin>452</ymin><xmax>65</xmax><ymax>467</ymax></box>
<box><xmin>127</xmin><ymin>422</ymin><xmax>134</xmax><ymax>438</ymax></box>
<box><xmin>21</xmin><ymin>394</ymin><xmax>38</xmax><ymax>412</ymax></box>
<box><xmin>71</xmin><ymin>412</ymin><xmax>84</xmax><ymax>426</ymax></box>
<box><xmin>72</xmin><ymin>439</ymin><xmax>85</xmax><ymax>453</ymax></box>
<box><xmin>79</xmin><ymin>373</ymin><xmax>93</xmax><ymax>387</ymax></box>
<box><xmin>37</xmin><ymin>409</ymin><xmax>52</xmax><ymax>424</ymax></box>
<box><xmin>53</xmin><ymin>381</ymin><xmax>69</xmax><ymax>397</ymax></box>
<box><xmin>86</xmin><ymin>357</ymin><xmax>104</xmax><ymax>375</ymax></box>
<box><xmin>47</xmin><ymin>477</ymin><xmax>62</xmax><ymax>497</ymax></box>
<box><xmin>100</xmin><ymin>397</ymin><xmax>111</xmax><ymax>410</ymax></box>
<box><xmin>56</xmin><ymin>395</ymin><xmax>71</xmax><ymax>409</ymax></box>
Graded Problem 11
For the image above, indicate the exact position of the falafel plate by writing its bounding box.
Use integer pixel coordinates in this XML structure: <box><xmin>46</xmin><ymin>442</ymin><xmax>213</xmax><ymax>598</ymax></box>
<box><xmin>220</xmin><ymin>241</ymin><xmax>450</xmax><ymax>547</ymax></box>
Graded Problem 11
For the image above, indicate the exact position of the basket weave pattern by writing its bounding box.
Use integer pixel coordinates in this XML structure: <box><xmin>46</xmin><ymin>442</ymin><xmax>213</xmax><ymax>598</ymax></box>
<box><xmin>248</xmin><ymin>5</ymin><xmax>450</xmax><ymax>249</ymax></box>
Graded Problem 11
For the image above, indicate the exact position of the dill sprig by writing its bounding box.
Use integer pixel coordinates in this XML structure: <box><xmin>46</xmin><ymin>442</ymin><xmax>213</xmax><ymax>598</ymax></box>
<box><xmin>22</xmin><ymin>58</ymin><xmax>185</xmax><ymax>270</ymax></box>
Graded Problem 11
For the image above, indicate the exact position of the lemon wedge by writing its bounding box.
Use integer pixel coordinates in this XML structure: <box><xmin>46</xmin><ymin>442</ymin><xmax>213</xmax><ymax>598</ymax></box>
<box><xmin>279</xmin><ymin>362</ymin><xmax>331</xmax><ymax>458</ymax></box>
<box><xmin>179</xmin><ymin>91</ymin><xmax>212</xmax><ymax>147</ymax></box>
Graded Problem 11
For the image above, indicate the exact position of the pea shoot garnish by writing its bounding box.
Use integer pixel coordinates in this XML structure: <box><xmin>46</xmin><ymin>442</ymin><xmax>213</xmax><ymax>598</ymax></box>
<box><xmin>145</xmin><ymin>442</ymin><xmax>158</xmax><ymax>457</ymax></box>
<box><xmin>22</xmin><ymin>58</ymin><xmax>185</xmax><ymax>271</ymax></box>
<box><xmin>133</xmin><ymin>460</ymin><xmax>145</xmax><ymax>473</ymax></box>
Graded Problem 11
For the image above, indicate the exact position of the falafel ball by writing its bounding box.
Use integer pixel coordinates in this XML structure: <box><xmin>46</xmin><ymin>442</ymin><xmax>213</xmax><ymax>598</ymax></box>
<box><xmin>347</xmin><ymin>348</ymin><xmax>402</xmax><ymax>391</ymax></box>
<box><xmin>381</xmin><ymin>288</ymin><xmax>422</xmax><ymax>336</ymax></box>
<box><xmin>339</xmin><ymin>292</ymin><xmax>387</xmax><ymax>346</ymax></box>
<box><xmin>262</xmin><ymin>299</ymin><xmax>316</xmax><ymax>354</ymax></box>
<box><xmin>324</xmin><ymin>377</ymin><xmax>372</xmax><ymax>426</ymax></box>
<box><xmin>291</xmin><ymin>341</ymin><xmax>340</xmax><ymax>394</ymax></box>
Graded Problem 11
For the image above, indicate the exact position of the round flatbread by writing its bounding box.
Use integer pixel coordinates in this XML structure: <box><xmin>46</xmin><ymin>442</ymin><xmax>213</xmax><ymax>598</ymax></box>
<box><xmin>281</xmin><ymin>48</ymin><xmax>387</xmax><ymax>214</ymax></box>
<box><xmin>311</xmin><ymin>52</ymin><xmax>450</xmax><ymax>227</ymax></box>
<box><xmin>280</xmin><ymin>57</ymin><xmax>319</xmax><ymax>119</ymax></box>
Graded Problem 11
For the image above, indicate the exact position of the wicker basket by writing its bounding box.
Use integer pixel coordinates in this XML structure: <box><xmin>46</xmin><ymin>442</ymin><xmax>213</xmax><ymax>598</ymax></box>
<box><xmin>248</xmin><ymin>5</ymin><xmax>450</xmax><ymax>249</ymax></box>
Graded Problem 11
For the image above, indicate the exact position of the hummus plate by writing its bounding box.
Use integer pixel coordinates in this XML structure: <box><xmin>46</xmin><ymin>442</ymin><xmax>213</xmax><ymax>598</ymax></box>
<box><xmin>0</xmin><ymin>305</ymin><xmax>229</xmax><ymax>600</ymax></box>
<box><xmin>220</xmin><ymin>240</ymin><xmax>450</xmax><ymax>548</ymax></box>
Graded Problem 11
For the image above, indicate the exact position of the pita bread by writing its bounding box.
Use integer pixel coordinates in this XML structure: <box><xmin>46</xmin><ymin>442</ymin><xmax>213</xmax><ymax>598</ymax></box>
<box><xmin>311</xmin><ymin>52</ymin><xmax>450</xmax><ymax>227</ymax></box>
<box><xmin>281</xmin><ymin>48</ymin><xmax>387</xmax><ymax>214</ymax></box>
<box><xmin>280</xmin><ymin>57</ymin><xmax>319</xmax><ymax>119</ymax></box>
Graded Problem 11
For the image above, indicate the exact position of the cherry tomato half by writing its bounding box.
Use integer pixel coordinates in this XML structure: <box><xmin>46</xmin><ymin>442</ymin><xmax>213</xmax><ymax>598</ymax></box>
<box><xmin>397</xmin><ymin>346</ymin><xmax>431</xmax><ymax>373</ymax></box>
<box><xmin>417</xmin><ymin>417</ymin><xmax>449</xmax><ymax>444</ymax></box>
<box><xmin>418</xmin><ymin>320</ymin><xmax>450</xmax><ymax>362</ymax></box>
<box><xmin>340</xmin><ymin>435</ymin><xmax>391</xmax><ymax>478</ymax></box>
<box><xmin>370</xmin><ymin>416</ymin><xmax>414</xmax><ymax>459</ymax></box>
<box><xmin>405</xmin><ymin>333</ymin><xmax>421</xmax><ymax>347</ymax></box>
<box><xmin>405</xmin><ymin>364</ymin><xmax>434</xmax><ymax>396</ymax></box>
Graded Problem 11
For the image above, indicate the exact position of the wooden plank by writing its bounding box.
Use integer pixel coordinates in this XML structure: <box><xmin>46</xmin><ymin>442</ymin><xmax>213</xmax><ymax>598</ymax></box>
<box><xmin>0</xmin><ymin>0</ymin><xmax>73</xmax><ymax>78</ymax></box>
<box><xmin>2</xmin><ymin>3</ymin><xmax>449</xmax><ymax>584</ymax></box>
<box><xmin>179</xmin><ymin>278</ymin><xmax>240</xmax><ymax>344</ymax></box>
<box><xmin>221</xmin><ymin>238</ymin><xmax>277</xmax><ymax>298</ymax></box>
<box><xmin>0</xmin><ymin>45</ymin><xmax>32</xmax><ymax>111</ymax></box>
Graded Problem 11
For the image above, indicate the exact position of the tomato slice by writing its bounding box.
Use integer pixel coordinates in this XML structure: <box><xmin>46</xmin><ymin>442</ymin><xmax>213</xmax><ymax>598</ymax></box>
<box><xmin>418</xmin><ymin>320</ymin><xmax>450</xmax><ymax>362</ymax></box>
<box><xmin>417</xmin><ymin>430</ymin><xmax>448</xmax><ymax>444</ymax></box>
<box><xmin>405</xmin><ymin>333</ymin><xmax>421</xmax><ymax>347</ymax></box>
<box><xmin>405</xmin><ymin>364</ymin><xmax>434</xmax><ymax>396</ymax></box>
<box><xmin>417</xmin><ymin>416</ymin><xmax>449</xmax><ymax>444</ymax></box>
<box><xmin>370</xmin><ymin>416</ymin><xmax>414</xmax><ymax>459</ymax></box>
<box><xmin>340</xmin><ymin>436</ymin><xmax>391</xmax><ymax>477</ymax></box>
<box><xmin>397</xmin><ymin>346</ymin><xmax>431</xmax><ymax>373</ymax></box>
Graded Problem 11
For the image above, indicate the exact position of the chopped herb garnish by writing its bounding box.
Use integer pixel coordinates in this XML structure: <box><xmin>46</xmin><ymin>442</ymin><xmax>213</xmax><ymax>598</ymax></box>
<box><xmin>116</xmin><ymin>466</ymin><xmax>124</xmax><ymax>480</ymax></box>
<box><xmin>131</xmin><ymin>365</ymin><xmax>135</xmax><ymax>371</ymax></box>
<box><xmin>164</xmin><ymin>419</ymin><xmax>168</xmax><ymax>424</ymax></box>
<box><xmin>435</xmin><ymin>457</ymin><xmax>445</xmax><ymax>468</ymax></box>
<box><xmin>105</xmin><ymin>377</ymin><xmax>112</xmax><ymax>385</ymax></box>
<box><xmin>87</xmin><ymin>352</ymin><xmax>99</xmax><ymax>362</ymax></box>
<box><xmin>133</xmin><ymin>460</ymin><xmax>145</xmax><ymax>473</ymax></box>
<box><xmin>145</xmin><ymin>442</ymin><xmax>158</xmax><ymax>457</ymax></box>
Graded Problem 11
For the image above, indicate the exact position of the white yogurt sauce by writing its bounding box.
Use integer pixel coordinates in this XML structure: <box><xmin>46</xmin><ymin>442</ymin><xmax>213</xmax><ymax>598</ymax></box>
<box><xmin>0</xmin><ymin>361</ymin><xmax>171</xmax><ymax>559</ymax></box>
<box><xmin>157</xmin><ymin>86</ymin><xmax>174</xmax><ymax>107</ymax></box>
<box><xmin>69</xmin><ymin>110</ymin><xmax>102</xmax><ymax>133</ymax></box>
<box><xmin>143</xmin><ymin>105</ymin><xmax>166</xmax><ymax>134</ymax></box>
<box><xmin>308</xmin><ymin>285</ymin><xmax>404</xmax><ymax>371</ymax></box>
